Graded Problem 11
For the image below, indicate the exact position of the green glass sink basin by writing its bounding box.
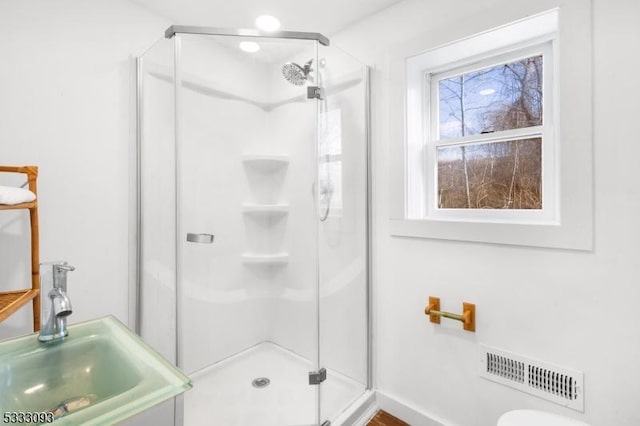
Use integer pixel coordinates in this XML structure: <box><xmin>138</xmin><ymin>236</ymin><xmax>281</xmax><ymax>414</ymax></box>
<box><xmin>0</xmin><ymin>315</ymin><xmax>191</xmax><ymax>425</ymax></box>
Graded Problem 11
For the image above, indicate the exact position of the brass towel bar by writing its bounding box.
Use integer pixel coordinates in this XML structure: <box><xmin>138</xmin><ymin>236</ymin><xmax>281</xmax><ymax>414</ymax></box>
<box><xmin>424</xmin><ymin>296</ymin><xmax>475</xmax><ymax>332</ymax></box>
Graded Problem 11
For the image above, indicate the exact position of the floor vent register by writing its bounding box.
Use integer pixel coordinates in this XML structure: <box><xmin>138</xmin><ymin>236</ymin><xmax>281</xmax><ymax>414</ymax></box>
<box><xmin>479</xmin><ymin>344</ymin><xmax>584</xmax><ymax>411</ymax></box>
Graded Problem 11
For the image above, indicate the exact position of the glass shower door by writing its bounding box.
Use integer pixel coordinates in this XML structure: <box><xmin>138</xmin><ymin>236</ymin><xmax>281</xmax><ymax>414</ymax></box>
<box><xmin>317</xmin><ymin>44</ymin><xmax>370</xmax><ymax>424</ymax></box>
<box><xmin>175</xmin><ymin>34</ymin><xmax>321</xmax><ymax>426</ymax></box>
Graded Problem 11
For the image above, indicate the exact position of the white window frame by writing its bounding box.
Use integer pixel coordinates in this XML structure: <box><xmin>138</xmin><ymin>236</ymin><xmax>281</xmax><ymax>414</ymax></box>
<box><xmin>423</xmin><ymin>42</ymin><xmax>556</xmax><ymax>223</ymax></box>
<box><xmin>390</xmin><ymin>7</ymin><xmax>594</xmax><ymax>250</ymax></box>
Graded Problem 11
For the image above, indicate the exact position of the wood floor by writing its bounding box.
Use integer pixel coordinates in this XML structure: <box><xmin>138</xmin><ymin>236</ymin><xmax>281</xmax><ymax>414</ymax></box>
<box><xmin>367</xmin><ymin>410</ymin><xmax>410</xmax><ymax>426</ymax></box>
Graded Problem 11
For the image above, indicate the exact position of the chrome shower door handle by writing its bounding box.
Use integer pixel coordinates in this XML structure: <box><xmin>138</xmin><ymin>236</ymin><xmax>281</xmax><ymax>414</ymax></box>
<box><xmin>186</xmin><ymin>233</ymin><xmax>215</xmax><ymax>244</ymax></box>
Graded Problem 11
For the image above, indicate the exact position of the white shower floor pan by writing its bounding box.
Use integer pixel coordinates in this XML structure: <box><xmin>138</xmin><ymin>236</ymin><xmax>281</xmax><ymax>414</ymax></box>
<box><xmin>184</xmin><ymin>342</ymin><xmax>365</xmax><ymax>426</ymax></box>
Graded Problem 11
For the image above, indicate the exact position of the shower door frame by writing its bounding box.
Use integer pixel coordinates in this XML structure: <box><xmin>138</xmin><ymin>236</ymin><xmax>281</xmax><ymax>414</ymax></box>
<box><xmin>135</xmin><ymin>27</ymin><xmax>372</xmax><ymax>426</ymax></box>
<box><xmin>165</xmin><ymin>25</ymin><xmax>330</xmax><ymax>47</ymax></box>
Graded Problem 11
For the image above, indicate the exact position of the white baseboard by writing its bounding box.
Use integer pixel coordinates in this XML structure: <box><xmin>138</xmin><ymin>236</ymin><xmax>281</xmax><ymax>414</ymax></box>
<box><xmin>375</xmin><ymin>390</ymin><xmax>451</xmax><ymax>426</ymax></box>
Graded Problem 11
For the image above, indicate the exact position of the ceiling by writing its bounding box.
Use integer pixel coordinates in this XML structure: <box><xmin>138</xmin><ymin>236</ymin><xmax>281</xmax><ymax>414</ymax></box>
<box><xmin>130</xmin><ymin>0</ymin><xmax>404</xmax><ymax>36</ymax></box>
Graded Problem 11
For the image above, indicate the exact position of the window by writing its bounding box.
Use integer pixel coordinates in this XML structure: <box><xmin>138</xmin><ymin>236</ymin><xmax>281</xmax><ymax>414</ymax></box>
<box><xmin>319</xmin><ymin>108</ymin><xmax>343</xmax><ymax>217</ymax></box>
<box><xmin>389</xmin><ymin>7</ymin><xmax>594</xmax><ymax>250</ymax></box>
<box><xmin>425</xmin><ymin>43</ymin><xmax>555</xmax><ymax>222</ymax></box>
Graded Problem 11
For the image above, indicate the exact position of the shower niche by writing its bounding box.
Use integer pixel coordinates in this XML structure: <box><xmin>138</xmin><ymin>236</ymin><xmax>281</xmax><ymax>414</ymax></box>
<box><xmin>241</xmin><ymin>153</ymin><xmax>289</xmax><ymax>266</ymax></box>
<box><xmin>138</xmin><ymin>27</ymin><xmax>370</xmax><ymax>426</ymax></box>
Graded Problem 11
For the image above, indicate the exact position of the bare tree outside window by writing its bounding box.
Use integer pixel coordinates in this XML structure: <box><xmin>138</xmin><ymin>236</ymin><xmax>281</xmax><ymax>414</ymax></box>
<box><xmin>437</xmin><ymin>139</ymin><xmax>541</xmax><ymax>209</ymax></box>
<box><xmin>436</xmin><ymin>55</ymin><xmax>543</xmax><ymax>209</ymax></box>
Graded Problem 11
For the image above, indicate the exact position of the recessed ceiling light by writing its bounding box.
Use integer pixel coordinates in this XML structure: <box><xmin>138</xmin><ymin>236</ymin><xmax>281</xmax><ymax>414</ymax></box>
<box><xmin>256</xmin><ymin>15</ymin><xmax>281</xmax><ymax>32</ymax></box>
<box><xmin>479</xmin><ymin>88</ymin><xmax>496</xmax><ymax>96</ymax></box>
<box><xmin>239</xmin><ymin>41</ymin><xmax>260</xmax><ymax>53</ymax></box>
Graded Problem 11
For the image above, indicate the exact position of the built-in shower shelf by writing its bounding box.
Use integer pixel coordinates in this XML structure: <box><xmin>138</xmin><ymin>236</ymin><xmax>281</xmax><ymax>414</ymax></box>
<box><xmin>241</xmin><ymin>155</ymin><xmax>290</xmax><ymax>172</ymax></box>
<box><xmin>241</xmin><ymin>253</ymin><xmax>289</xmax><ymax>265</ymax></box>
<box><xmin>242</xmin><ymin>204</ymin><xmax>289</xmax><ymax>217</ymax></box>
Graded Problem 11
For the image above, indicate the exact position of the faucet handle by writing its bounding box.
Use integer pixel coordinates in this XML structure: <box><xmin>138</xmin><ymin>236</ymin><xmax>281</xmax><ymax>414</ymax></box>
<box><xmin>52</xmin><ymin>263</ymin><xmax>75</xmax><ymax>289</ymax></box>
<box><xmin>54</xmin><ymin>264</ymin><xmax>75</xmax><ymax>272</ymax></box>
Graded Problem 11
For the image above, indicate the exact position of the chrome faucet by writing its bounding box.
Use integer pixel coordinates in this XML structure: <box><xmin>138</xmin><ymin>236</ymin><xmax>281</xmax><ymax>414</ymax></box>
<box><xmin>39</xmin><ymin>262</ymin><xmax>75</xmax><ymax>342</ymax></box>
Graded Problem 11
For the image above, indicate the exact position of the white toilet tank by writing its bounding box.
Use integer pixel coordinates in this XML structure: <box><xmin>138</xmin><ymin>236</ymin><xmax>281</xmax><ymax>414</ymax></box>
<box><xmin>498</xmin><ymin>410</ymin><xmax>591</xmax><ymax>426</ymax></box>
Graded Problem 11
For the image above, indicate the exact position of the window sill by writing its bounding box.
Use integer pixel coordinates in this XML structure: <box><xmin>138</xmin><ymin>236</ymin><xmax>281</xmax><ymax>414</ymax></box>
<box><xmin>389</xmin><ymin>218</ymin><xmax>592</xmax><ymax>251</ymax></box>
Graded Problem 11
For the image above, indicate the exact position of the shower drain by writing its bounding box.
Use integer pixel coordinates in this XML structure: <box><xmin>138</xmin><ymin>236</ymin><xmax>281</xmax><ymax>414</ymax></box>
<box><xmin>251</xmin><ymin>377</ymin><xmax>270</xmax><ymax>388</ymax></box>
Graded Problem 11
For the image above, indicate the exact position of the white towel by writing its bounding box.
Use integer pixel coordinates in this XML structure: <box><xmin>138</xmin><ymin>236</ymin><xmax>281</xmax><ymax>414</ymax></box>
<box><xmin>0</xmin><ymin>185</ymin><xmax>36</xmax><ymax>205</ymax></box>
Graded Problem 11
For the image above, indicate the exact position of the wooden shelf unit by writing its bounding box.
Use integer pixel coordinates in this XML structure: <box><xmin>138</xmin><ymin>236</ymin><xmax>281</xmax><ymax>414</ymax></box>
<box><xmin>0</xmin><ymin>165</ymin><xmax>40</xmax><ymax>331</ymax></box>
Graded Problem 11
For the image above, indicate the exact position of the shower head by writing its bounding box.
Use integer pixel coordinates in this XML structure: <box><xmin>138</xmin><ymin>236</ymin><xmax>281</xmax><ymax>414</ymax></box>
<box><xmin>282</xmin><ymin>59</ymin><xmax>313</xmax><ymax>86</ymax></box>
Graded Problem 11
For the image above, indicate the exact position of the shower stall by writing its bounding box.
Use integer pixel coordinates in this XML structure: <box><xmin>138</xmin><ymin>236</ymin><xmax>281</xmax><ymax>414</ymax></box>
<box><xmin>136</xmin><ymin>26</ymin><xmax>371</xmax><ymax>426</ymax></box>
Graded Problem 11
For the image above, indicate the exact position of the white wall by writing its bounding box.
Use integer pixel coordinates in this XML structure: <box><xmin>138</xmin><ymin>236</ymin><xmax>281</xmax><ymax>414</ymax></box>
<box><xmin>0</xmin><ymin>0</ymin><xmax>170</xmax><ymax>338</ymax></box>
<box><xmin>334</xmin><ymin>0</ymin><xmax>640</xmax><ymax>425</ymax></box>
